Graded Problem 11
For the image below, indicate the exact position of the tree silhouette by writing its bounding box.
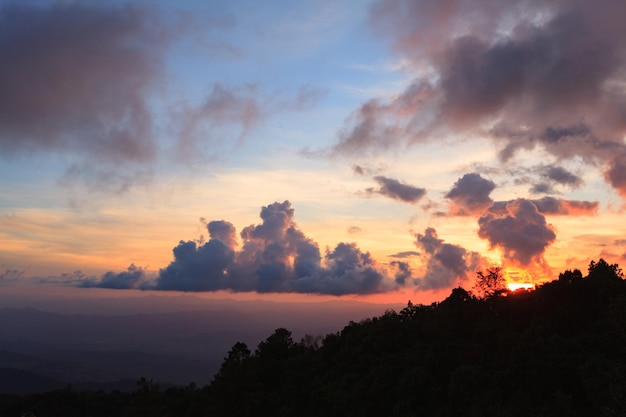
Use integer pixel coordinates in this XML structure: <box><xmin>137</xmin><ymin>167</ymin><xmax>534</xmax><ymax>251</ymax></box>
<box><xmin>588</xmin><ymin>258</ymin><xmax>623</xmax><ymax>280</ymax></box>
<box><xmin>213</xmin><ymin>342</ymin><xmax>251</xmax><ymax>383</ymax></box>
<box><xmin>473</xmin><ymin>266</ymin><xmax>507</xmax><ymax>299</ymax></box>
<box><xmin>558</xmin><ymin>269</ymin><xmax>583</xmax><ymax>284</ymax></box>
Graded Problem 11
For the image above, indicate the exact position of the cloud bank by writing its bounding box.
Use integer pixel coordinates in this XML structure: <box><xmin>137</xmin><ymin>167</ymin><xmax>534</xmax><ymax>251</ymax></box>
<box><xmin>0</xmin><ymin>2</ymin><xmax>165</xmax><ymax>163</ymax></box>
<box><xmin>86</xmin><ymin>201</ymin><xmax>389</xmax><ymax>295</ymax></box>
<box><xmin>0</xmin><ymin>2</ymin><xmax>325</xmax><ymax>191</ymax></box>
<box><xmin>333</xmin><ymin>0</ymin><xmax>626</xmax><ymax>198</ymax></box>
<box><xmin>81</xmin><ymin>264</ymin><xmax>148</xmax><ymax>290</ymax></box>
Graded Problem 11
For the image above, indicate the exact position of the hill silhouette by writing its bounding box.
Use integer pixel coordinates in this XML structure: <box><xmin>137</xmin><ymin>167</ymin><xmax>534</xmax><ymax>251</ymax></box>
<box><xmin>0</xmin><ymin>368</ymin><xmax>65</xmax><ymax>395</ymax></box>
<box><xmin>1</xmin><ymin>259</ymin><xmax>625</xmax><ymax>416</ymax></box>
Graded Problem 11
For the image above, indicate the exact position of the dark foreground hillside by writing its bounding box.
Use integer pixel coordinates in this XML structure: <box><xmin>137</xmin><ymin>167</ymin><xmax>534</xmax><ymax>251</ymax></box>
<box><xmin>1</xmin><ymin>259</ymin><xmax>625</xmax><ymax>417</ymax></box>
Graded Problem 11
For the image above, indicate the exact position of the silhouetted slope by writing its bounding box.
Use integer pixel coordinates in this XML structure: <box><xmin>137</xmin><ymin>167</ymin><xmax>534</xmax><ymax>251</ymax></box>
<box><xmin>206</xmin><ymin>259</ymin><xmax>626</xmax><ymax>417</ymax></box>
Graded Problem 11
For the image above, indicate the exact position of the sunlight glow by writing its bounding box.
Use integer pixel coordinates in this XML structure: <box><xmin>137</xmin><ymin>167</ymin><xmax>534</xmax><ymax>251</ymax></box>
<box><xmin>507</xmin><ymin>282</ymin><xmax>535</xmax><ymax>291</ymax></box>
<box><xmin>504</xmin><ymin>269</ymin><xmax>535</xmax><ymax>291</ymax></box>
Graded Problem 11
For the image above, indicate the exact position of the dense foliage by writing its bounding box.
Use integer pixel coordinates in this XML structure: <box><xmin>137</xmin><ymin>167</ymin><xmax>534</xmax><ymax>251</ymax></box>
<box><xmin>1</xmin><ymin>259</ymin><xmax>625</xmax><ymax>417</ymax></box>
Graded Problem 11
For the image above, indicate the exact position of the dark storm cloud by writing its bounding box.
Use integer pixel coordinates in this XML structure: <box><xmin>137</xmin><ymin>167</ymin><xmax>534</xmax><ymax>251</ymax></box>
<box><xmin>368</xmin><ymin>176</ymin><xmax>426</xmax><ymax>204</ymax></box>
<box><xmin>478</xmin><ymin>199</ymin><xmax>556</xmax><ymax>266</ymax></box>
<box><xmin>445</xmin><ymin>173</ymin><xmax>496</xmax><ymax>215</ymax></box>
<box><xmin>81</xmin><ymin>264</ymin><xmax>147</xmax><ymax>289</ymax></box>
<box><xmin>148</xmin><ymin>201</ymin><xmax>391</xmax><ymax>295</ymax></box>
<box><xmin>333</xmin><ymin>0</ymin><xmax>626</xmax><ymax>197</ymax></box>
<box><xmin>0</xmin><ymin>2</ymin><xmax>166</xmax><ymax>163</ymax></box>
<box><xmin>413</xmin><ymin>227</ymin><xmax>481</xmax><ymax>290</ymax></box>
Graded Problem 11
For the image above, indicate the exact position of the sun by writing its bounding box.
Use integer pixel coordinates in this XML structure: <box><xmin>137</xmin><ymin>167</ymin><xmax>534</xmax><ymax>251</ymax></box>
<box><xmin>507</xmin><ymin>282</ymin><xmax>534</xmax><ymax>291</ymax></box>
<box><xmin>504</xmin><ymin>268</ymin><xmax>535</xmax><ymax>291</ymax></box>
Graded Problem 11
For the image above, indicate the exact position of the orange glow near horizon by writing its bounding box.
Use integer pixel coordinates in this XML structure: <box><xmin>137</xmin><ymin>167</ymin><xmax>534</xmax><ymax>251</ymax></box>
<box><xmin>507</xmin><ymin>282</ymin><xmax>534</xmax><ymax>291</ymax></box>
<box><xmin>504</xmin><ymin>268</ymin><xmax>535</xmax><ymax>292</ymax></box>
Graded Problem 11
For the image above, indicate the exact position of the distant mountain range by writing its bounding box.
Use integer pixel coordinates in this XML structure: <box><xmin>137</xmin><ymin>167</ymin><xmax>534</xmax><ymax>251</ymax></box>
<box><xmin>0</xmin><ymin>367</ymin><xmax>65</xmax><ymax>394</ymax></box>
<box><xmin>0</xmin><ymin>298</ymin><xmax>397</xmax><ymax>389</ymax></box>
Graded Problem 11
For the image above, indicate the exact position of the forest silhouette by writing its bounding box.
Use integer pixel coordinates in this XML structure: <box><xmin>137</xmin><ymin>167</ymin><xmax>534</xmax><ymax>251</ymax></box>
<box><xmin>1</xmin><ymin>259</ymin><xmax>625</xmax><ymax>416</ymax></box>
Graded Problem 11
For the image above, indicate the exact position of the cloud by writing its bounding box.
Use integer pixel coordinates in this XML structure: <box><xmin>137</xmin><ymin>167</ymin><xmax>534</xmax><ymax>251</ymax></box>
<box><xmin>77</xmin><ymin>201</ymin><xmax>494</xmax><ymax>294</ymax></box>
<box><xmin>352</xmin><ymin>165</ymin><xmax>366</xmax><ymax>176</ymax></box>
<box><xmin>527</xmin><ymin>165</ymin><xmax>583</xmax><ymax>195</ymax></box>
<box><xmin>544</xmin><ymin>166</ymin><xmax>583</xmax><ymax>188</ymax></box>
<box><xmin>390</xmin><ymin>261</ymin><xmax>412</xmax><ymax>285</ymax></box>
<box><xmin>367</xmin><ymin>176</ymin><xmax>426</xmax><ymax>204</ymax></box>
<box><xmin>478</xmin><ymin>199</ymin><xmax>556</xmax><ymax>266</ymax></box>
<box><xmin>0</xmin><ymin>269</ymin><xmax>24</xmax><ymax>284</ymax></box>
<box><xmin>490</xmin><ymin>197</ymin><xmax>598</xmax><ymax>216</ymax></box>
<box><xmin>413</xmin><ymin>227</ymin><xmax>481</xmax><ymax>289</ymax></box>
<box><xmin>174</xmin><ymin>84</ymin><xmax>263</xmax><ymax>161</ymax></box>
<box><xmin>332</xmin><ymin>0</ymin><xmax>626</xmax><ymax>197</ymax></box>
<box><xmin>436</xmin><ymin>7</ymin><xmax>626</xmax><ymax>157</ymax></box>
<box><xmin>0</xmin><ymin>3</ymin><xmax>324</xmax><ymax>189</ymax></box>
<box><xmin>389</xmin><ymin>251</ymin><xmax>420</xmax><ymax>259</ymax></box>
<box><xmin>333</xmin><ymin>82</ymin><xmax>440</xmax><ymax>155</ymax></box>
<box><xmin>174</xmin><ymin>83</ymin><xmax>326</xmax><ymax>162</ymax></box>
<box><xmin>531</xmin><ymin>197</ymin><xmax>599</xmax><ymax>216</ymax></box>
<box><xmin>151</xmin><ymin>201</ymin><xmax>391</xmax><ymax>295</ymax></box>
<box><xmin>295</xmin><ymin>242</ymin><xmax>386</xmax><ymax>295</ymax></box>
<box><xmin>445</xmin><ymin>173</ymin><xmax>496</xmax><ymax>215</ymax></box>
<box><xmin>529</xmin><ymin>182</ymin><xmax>556</xmax><ymax>195</ymax></box>
<box><xmin>605</xmin><ymin>153</ymin><xmax>626</xmax><ymax>198</ymax></box>
<box><xmin>81</xmin><ymin>264</ymin><xmax>148</xmax><ymax>289</ymax></box>
<box><xmin>208</xmin><ymin>220</ymin><xmax>238</xmax><ymax>249</ymax></box>
<box><xmin>347</xmin><ymin>226</ymin><xmax>363</xmax><ymax>234</ymax></box>
<box><xmin>156</xmin><ymin>221</ymin><xmax>237</xmax><ymax>291</ymax></box>
<box><xmin>0</xmin><ymin>2</ymin><xmax>167</xmax><ymax>163</ymax></box>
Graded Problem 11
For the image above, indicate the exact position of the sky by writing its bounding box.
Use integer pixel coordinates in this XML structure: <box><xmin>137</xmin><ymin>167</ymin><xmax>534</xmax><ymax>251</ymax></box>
<box><xmin>1</xmin><ymin>0</ymin><xmax>626</xmax><ymax>305</ymax></box>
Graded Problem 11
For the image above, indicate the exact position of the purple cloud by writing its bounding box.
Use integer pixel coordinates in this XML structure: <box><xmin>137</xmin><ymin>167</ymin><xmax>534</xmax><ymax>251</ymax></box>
<box><xmin>478</xmin><ymin>199</ymin><xmax>556</xmax><ymax>266</ymax></box>
<box><xmin>368</xmin><ymin>176</ymin><xmax>426</xmax><ymax>204</ymax></box>
<box><xmin>413</xmin><ymin>227</ymin><xmax>482</xmax><ymax>289</ymax></box>
<box><xmin>332</xmin><ymin>0</ymin><xmax>626</xmax><ymax>197</ymax></box>
<box><xmin>0</xmin><ymin>3</ymin><xmax>167</xmax><ymax>163</ymax></box>
<box><xmin>445</xmin><ymin>173</ymin><xmax>496</xmax><ymax>215</ymax></box>
<box><xmin>151</xmin><ymin>201</ymin><xmax>390</xmax><ymax>295</ymax></box>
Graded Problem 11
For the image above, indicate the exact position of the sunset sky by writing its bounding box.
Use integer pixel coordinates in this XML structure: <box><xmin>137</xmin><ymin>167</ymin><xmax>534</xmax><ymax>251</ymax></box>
<box><xmin>1</xmin><ymin>0</ymin><xmax>626</xmax><ymax>304</ymax></box>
